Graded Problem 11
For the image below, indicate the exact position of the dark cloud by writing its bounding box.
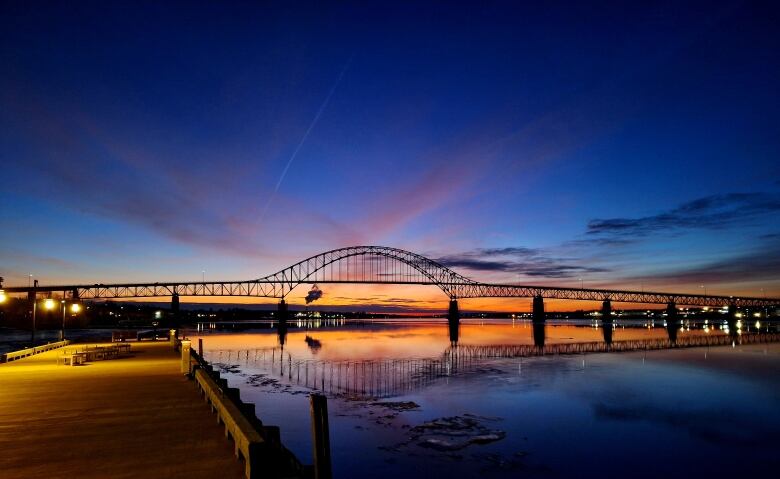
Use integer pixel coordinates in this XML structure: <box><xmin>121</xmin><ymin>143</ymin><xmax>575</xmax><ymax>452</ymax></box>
<box><xmin>587</xmin><ymin>193</ymin><xmax>780</xmax><ymax>237</ymax></box>
<box><xmin>436</xmin><ymin>248</ymin><xmax>608</xmax><ymax>279</ymax></box>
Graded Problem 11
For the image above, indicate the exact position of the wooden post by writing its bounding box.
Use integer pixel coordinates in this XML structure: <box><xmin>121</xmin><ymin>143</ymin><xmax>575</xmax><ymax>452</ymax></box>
<box><xmin>198</xmin><ymin>338</ymin><xmax>204</xmax><ymax>358</ymax></box>
<box><xmin>180</xmin><ymin>340</ymin><xmax>191</xmax><ymax>375</ymax></box>
<box><xmin>309</xmin><ymin>394</ymin><xmax>332</xmax><ymax>479</ymax></box>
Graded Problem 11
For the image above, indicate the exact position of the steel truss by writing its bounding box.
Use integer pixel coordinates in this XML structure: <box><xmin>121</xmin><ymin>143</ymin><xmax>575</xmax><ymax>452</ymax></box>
<box><xmin>4</xmin><ymin>246</ymin><xmax>779</xmax><ymax>308</ymax></box>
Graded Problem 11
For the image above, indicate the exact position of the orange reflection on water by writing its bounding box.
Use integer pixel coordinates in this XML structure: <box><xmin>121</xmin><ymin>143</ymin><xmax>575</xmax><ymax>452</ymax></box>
<box><xmin>190</xmin><ymin>320</ymin><xmax>729</xmax><ymax>362</ymax></box>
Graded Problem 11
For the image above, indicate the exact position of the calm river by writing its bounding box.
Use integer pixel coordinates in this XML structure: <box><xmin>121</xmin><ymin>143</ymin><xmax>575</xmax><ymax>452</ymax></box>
<box><xmin>189</xmin><ymin>319</ymin><xmax>780</xmax><ymax>478</ymax></box>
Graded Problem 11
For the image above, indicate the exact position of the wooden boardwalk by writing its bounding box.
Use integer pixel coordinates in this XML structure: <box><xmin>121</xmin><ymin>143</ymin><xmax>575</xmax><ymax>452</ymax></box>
<box><xmin>0</xmin><ymin>341</ymin><xmax>245</xmax><ymax>479</ymax></box>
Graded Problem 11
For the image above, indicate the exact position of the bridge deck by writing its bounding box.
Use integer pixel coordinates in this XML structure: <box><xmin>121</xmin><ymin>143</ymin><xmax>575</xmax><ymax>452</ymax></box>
<box><xmin>0</xmin><ymin>341</ymin><xmax>245</xmax><ymax>479</ymax></box>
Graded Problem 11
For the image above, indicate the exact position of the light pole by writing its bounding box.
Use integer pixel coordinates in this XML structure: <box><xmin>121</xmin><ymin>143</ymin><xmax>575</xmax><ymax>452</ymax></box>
<box><xmin>30</xmin><ymin>279</ymin><xmax>38</xmax><ymax>345</ymax></box>
<box><xmin>61</xmin><ymin>300</ymin><xmax>66</xmax><ymax>341</ymax></box>
<box><xmin>700</xmin><ymin>285</ymin><xmax>707</xmax><ymax>296</ymax></box>
<box><xmin>38</xmin><ymin>297</ymin><xmax>55</xmax><ymax>345</ymax></box>
<box><xmin>61</xmin><ymin>302</ymin><xmax>81</xmax><ymax>341</ymax></box>
<box><xmin>202</xmin><ymin>270</ymin><xmax>205</xmax><ymax>283</ymax></box>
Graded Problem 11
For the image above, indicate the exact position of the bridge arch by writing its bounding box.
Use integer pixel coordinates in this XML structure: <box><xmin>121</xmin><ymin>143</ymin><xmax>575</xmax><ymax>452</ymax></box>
<box><xmin>256</xmin><ymin>246</ymin><xmax>477</xmax><ymax>298</ymax></box>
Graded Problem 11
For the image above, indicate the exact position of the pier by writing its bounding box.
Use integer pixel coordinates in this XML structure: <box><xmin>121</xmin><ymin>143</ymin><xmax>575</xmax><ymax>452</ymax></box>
<box><xmin>0</xmin><ymin>341</ymin><xmax>246</xmax><ymax>479</ymax></box>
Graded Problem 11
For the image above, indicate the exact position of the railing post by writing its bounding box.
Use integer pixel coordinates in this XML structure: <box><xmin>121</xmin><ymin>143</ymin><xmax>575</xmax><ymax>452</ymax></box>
<box><xmin>309</xmin><ymin>393</ymin><xmax>332</xmax><ymax>479</ymax></box>
<box><xmin>181</xmin><ymin>339</ymin><xmax>192</xmax><ymax>375</ymax></box>
<box><xmin>199</xmin><ymin>338</ymin><xmax>204</xmax><ymax>358</ymax></box>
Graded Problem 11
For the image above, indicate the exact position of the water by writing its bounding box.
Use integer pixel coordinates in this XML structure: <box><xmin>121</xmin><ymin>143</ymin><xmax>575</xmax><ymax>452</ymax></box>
<box><xmin>190</xmin><ymin>319</ymin><xmax>780</xmax><ymax>478</ymax></box>
<box><xmin>0</xmin><ymin>327</ymin><xmax>115</xmax><ymax>354</ymax></box>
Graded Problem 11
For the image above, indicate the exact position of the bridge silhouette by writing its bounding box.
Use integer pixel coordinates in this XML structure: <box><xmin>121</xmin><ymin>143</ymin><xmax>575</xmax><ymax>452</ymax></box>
<box><xmin>5</xmin><ymin>246</ymin><xmax>779</xmax><ymax>326</ymax></box>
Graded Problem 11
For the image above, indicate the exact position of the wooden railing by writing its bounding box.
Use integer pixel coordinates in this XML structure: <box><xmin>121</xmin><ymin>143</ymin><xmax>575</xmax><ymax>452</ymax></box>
<box><xmin>1</xmin><ymin>340</ymin><xmax>71</xmax><ymax>363</ymax></box>
<box><xmin>182</xmin><ymin>343</ymin><xmax>311</xmax><ymax>479</ymax></box>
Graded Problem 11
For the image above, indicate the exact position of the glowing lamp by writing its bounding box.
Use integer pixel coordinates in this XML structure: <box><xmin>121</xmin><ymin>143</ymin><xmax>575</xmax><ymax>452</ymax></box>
<box><xmin>71</xmin><ymin>303</ymin><xmax>81</xmax><ymax>313</ymax></box>
<box><xmin>44</xmin><ymin>298</ymin><xmax>55</xmax><ymax>310</ymax></box>
<box><xmin>0</xmin><ymin>290</ymin><xmax>6</xmax><ymax>303</ymax></box>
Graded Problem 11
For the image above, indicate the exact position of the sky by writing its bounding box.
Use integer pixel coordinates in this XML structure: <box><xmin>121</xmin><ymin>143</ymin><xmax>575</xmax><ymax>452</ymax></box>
<box><xmin>1</xmin><ymin>1</ymin><xmax>779</xmax><ymax>312</ymax></box>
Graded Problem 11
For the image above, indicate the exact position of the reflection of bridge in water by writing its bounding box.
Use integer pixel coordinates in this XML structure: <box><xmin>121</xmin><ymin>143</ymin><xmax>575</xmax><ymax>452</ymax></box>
<box><xmin>212</xmin><ymin>332</ymin><xmax>780</xmax><ymax>399</ymax></box>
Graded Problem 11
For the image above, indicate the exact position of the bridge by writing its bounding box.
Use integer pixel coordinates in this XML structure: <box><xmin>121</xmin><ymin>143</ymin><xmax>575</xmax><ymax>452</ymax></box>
<box><xmin>4</xmin><ymin>246</ymin><xmax>779</xmax><ymax>326</ymax></box>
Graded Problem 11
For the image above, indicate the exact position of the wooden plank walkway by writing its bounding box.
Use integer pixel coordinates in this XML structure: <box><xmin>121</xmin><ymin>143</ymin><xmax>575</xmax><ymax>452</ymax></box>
<box><xmin>0</xmin><ymin>341</ymin><xmax>245</xmax><ymax>479</ymax></box>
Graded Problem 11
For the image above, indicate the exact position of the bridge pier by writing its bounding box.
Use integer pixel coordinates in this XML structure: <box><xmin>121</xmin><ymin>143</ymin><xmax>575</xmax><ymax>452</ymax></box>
<box><xmin>447</xmin><ymin>299</ymin><xmax>460</xmax><ymax>344</ymax></box>
<box><xmin>532</xmin><ymin>322</ymin><xmax>546</xmax><ymax>348</ymax></box>
<box><xmin>601</xmin><ymin>300</ymin><xmax>612</xmax><ymax>321</ymax></box>
<box><xmin>727</xmin><ymin>303</ymin><xmax>739</xmax><ymax>337</ymax></box>
<box><xmin>532</xmin><ymin>295</ymin><xmax>545</xmax><ymax>323</ymax></box>
<box><xmin>170</xmin><ymin>293</ymin><xmax>180</xmax><ymax>332</ymax></box>
<box><xmin>666</xmin><ymin>301</ymin><xmax>678</xmax><ymax>344</ymax></box>
<box><xmin>600</xmin><ymin>299</ymin><xmax>612</xmax><ymax>321</ymax></box>
<box><xmin>277</xmin><ymin>300</ymin><xmax>289</xmax><ymax>348</ymax></box>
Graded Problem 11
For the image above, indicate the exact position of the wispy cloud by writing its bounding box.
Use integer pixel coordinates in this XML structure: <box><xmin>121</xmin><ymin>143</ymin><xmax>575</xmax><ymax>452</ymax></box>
<box><xmin>587</xmin><ymin>193</ymin><xmax>780</xmax><ymax>237</ymax></box>
<box><xmin>435</xmin><ymin>247</ymin><xmax>608</xmax><ymax>279</ymax></box>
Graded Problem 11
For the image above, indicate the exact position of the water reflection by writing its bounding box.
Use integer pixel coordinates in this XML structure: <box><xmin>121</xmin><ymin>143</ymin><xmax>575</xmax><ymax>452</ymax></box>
<box><xmin>197</xmin><ymin>317</ymin><xmax>780</xmax><ymax>355</ymax></box>
<box><xmin>200</xmin><ymin>320</ymin><xmax>779</xmax><ymax>401</ymax></box>
<box><xmin>666</xmin><ymin>319</ymin><xmax>678</xmax><ymax>344</ymax></box>
<box><xmin>602</xmin><ymin>319</ymin><xmax>613</xmax><ymax>345</ymax></box>
<box><xmin>447</xmin><ymin>317</ymin><xmax>459</xmax><ymax>345</ymax></box>
<box><xmin>193</xmin><ymin>320</ymin><xmax>780</xmax><ymax>479</ymax></box>
<box><xmin>277</xmin><ymin>319</ymin><xmax>288</xmax><ymax>348</ymax></box>
<box><xmin>532</xmin><ymin>321</ymin><xmax>545</xmax><ymax>347</ymax></box>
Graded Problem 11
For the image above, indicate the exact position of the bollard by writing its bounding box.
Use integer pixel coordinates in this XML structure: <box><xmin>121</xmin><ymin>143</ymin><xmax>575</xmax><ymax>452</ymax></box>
<box><xmin>180</xmin><ymin>339</ymin><xmax>192</xmax><ymax>375</ymax></box>
<box><xmin>169</xmin><ymin>329</ymin><xmax>177</xmax><ymax>348</ymax></box>
<box><xmin>198</xmin><ymin>338</ymin><xmax>203</xmax><ymax>358</ymax></box>
<box><xmin>309</xmin><ymin>394</ymin><xmax>332</xmax><ymax>479</ymax></box>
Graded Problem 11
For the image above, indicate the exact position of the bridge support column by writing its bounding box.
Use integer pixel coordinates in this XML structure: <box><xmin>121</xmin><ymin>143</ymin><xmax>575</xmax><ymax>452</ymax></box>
<box><xmin>447</xmin><ymin>299</ymin><xmax>460</xmax><ymax>344</ymax></box>
<box><xmin>169</xmin><ymin>293</ymin><xmax>180</xmax><ymax>342</ymax></box>
<box><xmin>532</xmin><ymin>295</ymin><xmax>545</xmax><ymax>323</ymax></box>
<box><xmin>727</xmin><ymin>303</ymin><xmax>739</xmax><ymax>337</ymax></box>
<box><xmin>601</xmin><ymin>300</ymin><xmax>612</xmax><ymax>322</ymax></box>
<box><xmin>170</xmin><ymin>293</ymin><xmax>180</xmax><ymax>322</ymax></box>
<box><xmin>666</xmin><ymin>301</ymin><xmax>678</xmax><ymax>344</ymax></box>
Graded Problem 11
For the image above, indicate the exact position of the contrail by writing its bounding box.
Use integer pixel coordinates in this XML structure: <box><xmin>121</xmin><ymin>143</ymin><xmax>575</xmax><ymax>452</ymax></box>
<box><xmin>260</xmin><ymin>57</ymin><xmax>352</xmax><ymax>220</ymax></box>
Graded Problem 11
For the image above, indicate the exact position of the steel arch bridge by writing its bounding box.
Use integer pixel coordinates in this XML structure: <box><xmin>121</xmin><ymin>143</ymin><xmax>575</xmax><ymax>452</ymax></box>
<box><xmin>4</xmin><ymin>245</ymin><xmax>780</xmax><ymax>308</ymax></box>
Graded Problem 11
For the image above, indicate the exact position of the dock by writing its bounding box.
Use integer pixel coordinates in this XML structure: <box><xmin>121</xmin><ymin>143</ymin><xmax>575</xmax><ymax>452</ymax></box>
<box><xmin>0</xmin><ymin>341</ymin><xmax>246</xmax><ymax>479</ymax></box>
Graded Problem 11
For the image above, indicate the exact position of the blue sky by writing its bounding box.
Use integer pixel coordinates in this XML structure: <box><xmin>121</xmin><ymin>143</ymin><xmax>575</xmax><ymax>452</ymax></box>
<box><xmin>1</xmin><ymin>1</ymin><xmax>779</xmax><ymax>309</ymax></box>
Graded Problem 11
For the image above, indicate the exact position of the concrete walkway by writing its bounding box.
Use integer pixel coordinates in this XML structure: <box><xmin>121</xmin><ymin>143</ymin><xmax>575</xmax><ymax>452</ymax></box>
<box><xmin>0</xmin><ymin>341</ymin><xmax>245</xmax><ymax>479</ymax></box>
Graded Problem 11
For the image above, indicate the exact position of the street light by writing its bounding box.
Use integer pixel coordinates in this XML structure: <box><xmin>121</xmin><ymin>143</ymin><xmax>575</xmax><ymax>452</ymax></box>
<box><xmin>0</xmin><ymin>289</ymin><xmax>6</xmax><ymax>303</ymax></box>
<box><xmin>44</xmin><ymin>298</ymin><xmax>55</xmax><ymax>310</ymax></box>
